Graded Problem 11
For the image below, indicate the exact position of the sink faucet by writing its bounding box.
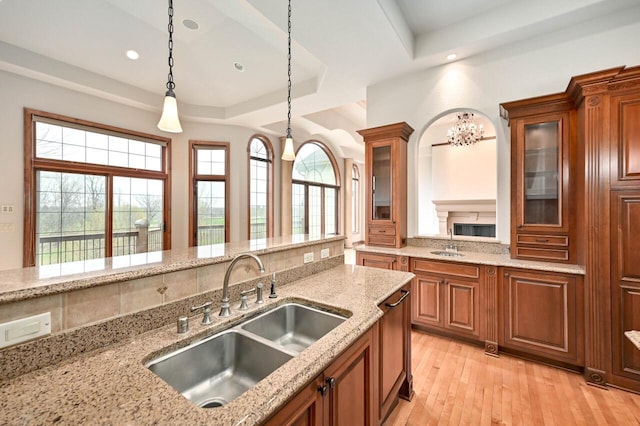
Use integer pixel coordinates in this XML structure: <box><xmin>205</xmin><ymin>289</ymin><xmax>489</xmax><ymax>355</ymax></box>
<box><xmin>220</xmin><ymin>253</ymin><xmax>265</xmax><ymax>317</ymax></box>
<box><xmin>446</xmin><ymin>228</ymin><xmax>458</xmax><ymax>252</ymax></box>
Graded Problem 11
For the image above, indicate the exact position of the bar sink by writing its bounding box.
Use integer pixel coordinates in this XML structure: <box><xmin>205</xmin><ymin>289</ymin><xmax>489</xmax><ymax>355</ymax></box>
<box><xmin>146</xmin><ymin>330</ymin><xmax>292</xmax><ymax>408</ymax></box>
<box><xmin>430</xmin><ymin>250</ymin><xmax>464</xmax><ymax>257</ymax></box>
<box><xmin>241</xmin><ymin>303</ymin><xmax>347</xmax><ymax>354</ymax></box>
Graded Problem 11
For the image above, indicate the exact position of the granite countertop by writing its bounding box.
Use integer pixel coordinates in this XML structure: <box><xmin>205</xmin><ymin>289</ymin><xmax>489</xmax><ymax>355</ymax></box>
<box><xmin>0</xmin><ymin>235</ymin><xmax>345</xmax><ymax>304</ymax></box>
<box><xmin>0</xmin><ymin>264</ymin><xmax>414</xmax><ymax>426</ymax></box>
<box><xmin>356</xmin><ymin>244</ymin><xmax>586</xmax><ymax>275</ymax></box>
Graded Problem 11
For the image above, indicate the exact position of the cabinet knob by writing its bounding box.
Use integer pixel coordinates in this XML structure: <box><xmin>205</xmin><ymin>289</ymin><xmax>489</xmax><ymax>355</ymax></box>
<box><xmin>517</xmin><ymin>224</ymin><xmax>523</xmax><ymax>229</ymax></box>
<box><xmin>318</xmin><ymin>385</ymin><xmax>328</xmax><ymax>396</ymax></box>
<box><xmin>504</xmin><ymin>272</ymin><xmax>510</xmax><ymax>278</ymax></box>
<box><xmin>326</xmin><ymin>377</ymin><xmax>336</xmax><ymax>389</ymax></box>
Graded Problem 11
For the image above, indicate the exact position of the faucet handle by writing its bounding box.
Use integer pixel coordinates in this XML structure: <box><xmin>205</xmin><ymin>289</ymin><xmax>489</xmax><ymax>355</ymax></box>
<box><xmin>191</xmin><ymin>302</ymin><xmax>213</xmax><ymax>325</ymax></box>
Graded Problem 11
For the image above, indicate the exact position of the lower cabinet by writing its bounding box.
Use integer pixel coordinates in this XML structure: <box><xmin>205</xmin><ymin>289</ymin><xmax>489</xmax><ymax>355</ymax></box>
<box><xmin>500</xmin><ymin>268</ymin><xmax>584</xmax><ymax>366</ymax></box>
<box><xmin>264</xmin><ymin>328</ymin><xmax>375</xmax><ymax>426</ymax></box>
<box><xmin>411</xmin><ymin>259</ymin><xmax>482</xmax><ymax>341</ymax></box>
<box><xmin>376</xmin><ymin>284</ymin><xmax>412</xmax><ymax>424</ymax></box>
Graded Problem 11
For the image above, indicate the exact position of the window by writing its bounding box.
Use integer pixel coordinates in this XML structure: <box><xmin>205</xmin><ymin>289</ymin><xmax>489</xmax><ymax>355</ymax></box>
<box><xmin>24</xmin><ymin>109</ymin><xmax>171</xmax><ymax>267</ymax></box>
<box><xmin>291</xmin><ymin>141</ymin><xmax>340</xmax><ymax>236</ymax></box>
<box><xmin>189</xmin><ymin>141</ymin><xmax>229</xmax><ymax>246</ymax></box>
<box><xmin>247</xmin><ymin>136</ymin><xmax>273</xmax><ymax>240</ymax></box>
<box><xmin>352</xmin><ymin>164</ymin><xmax>359</xmax><ymax>234</ymax></box>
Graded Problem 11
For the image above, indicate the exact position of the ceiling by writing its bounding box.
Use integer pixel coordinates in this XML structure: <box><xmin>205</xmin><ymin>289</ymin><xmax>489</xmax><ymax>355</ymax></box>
<box><xmin>0</xmin><ymin>0</ymin><xmax>638</xmax><ymax>155</ymax></box>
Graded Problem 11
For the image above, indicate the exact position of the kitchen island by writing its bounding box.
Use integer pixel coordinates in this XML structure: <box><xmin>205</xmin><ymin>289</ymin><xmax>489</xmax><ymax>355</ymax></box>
<box><xmin>0</xmin><ymin>264</ymin><xmax>414</xmax><ymax>425</ymax></box>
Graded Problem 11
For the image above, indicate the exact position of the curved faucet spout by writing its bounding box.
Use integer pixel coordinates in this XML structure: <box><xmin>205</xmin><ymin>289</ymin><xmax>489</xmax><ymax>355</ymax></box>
<box><xmin>219</xmin><ymin>253</ymin><xmax>265</xmax><ymax>317</ymax></box>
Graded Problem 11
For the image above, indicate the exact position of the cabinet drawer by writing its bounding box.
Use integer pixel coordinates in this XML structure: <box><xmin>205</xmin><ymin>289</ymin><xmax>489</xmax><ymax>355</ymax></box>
<box><xmin>517</xmin><ymin>234</ymin><xmax>568</xmax><ymax>247</ymax></box>
<box><xmin>411</xmin><ymin>259</ymin><xmax>479</xmax><ymax>279</ymax></box>
<box><xmin>369</xmin><ymin>226</ymin><xmax>396</xmax><ymax>236</ymax></box>
<box><xmin>368</xmin><ymin>234</ymin><xmax>397</xmax><ymax>246</ymax></box>
<box><xmin>515</xmin><ymin>246</ymin><xmax>569</xmax><ymax>262</ymax></box>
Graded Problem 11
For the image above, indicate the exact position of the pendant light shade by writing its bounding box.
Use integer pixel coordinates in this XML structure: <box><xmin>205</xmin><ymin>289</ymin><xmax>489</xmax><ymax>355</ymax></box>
<box><xmin>281</xmin><ymin>0</ymin><xmax>295</xmax><ymax>161</ymax></box>
<box><xmin>157</xmin><ymin>0</ymin><xmax>183</xmax><ymax>133</ymax></box>
<box><xmin>158</xmin><ymin>89</ymin><xmax>183</xmax><ymax>133</ymax></box>
<box><xmin>282</xmin><ymin>136</ymin><xmax>295</xmax><ymax>161</ymax></box>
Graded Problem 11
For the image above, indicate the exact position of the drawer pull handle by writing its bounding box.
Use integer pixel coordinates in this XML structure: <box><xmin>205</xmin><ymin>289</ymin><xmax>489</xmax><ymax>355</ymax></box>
<box><xmin>380</xmin><ymin>230</ymin><xmax>386</xmax><ymax>233</ymax></box>
<box><xmin>535</xmin><ymin>238</ymin><xmax>549</xmax><ymax>243</ymax></box>
<box><xmin>385</xmin><ymin>290</ymin><xmax>409</xmax><ymax>308</ymax></box>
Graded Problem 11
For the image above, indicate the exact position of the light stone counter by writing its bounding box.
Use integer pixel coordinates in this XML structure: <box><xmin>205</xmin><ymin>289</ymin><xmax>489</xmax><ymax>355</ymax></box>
<box><xmin>0</xmin><ymin>264</ymin><xmax>414</xmax><ymax>426</ymax></box>
<box><xmin>0</xmin><ymin>235</ymin><xmax>345</xmax><ymax>303</ymax></box>
<box><xmin>356</xmin><ymin>244</ymin><xmax>585</xmax><ymax>275</ymax></box>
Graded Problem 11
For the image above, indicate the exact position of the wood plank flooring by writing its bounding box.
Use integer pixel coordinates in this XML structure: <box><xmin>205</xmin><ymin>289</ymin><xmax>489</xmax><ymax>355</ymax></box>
<box><xmin>384</xmin><ymin>330</ymin><xmax>640</xmax><ymax>425</ymax></box>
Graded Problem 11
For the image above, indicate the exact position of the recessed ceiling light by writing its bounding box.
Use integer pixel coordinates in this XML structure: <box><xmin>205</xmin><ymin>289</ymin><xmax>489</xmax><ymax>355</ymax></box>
<box><xmin>447</xmin><ymin>53</ymin><xmax>457</xmax><ymax>61</ymax></box>
<box><xmin>183</xmin><ymin>19</ymin><xmax>199</xmax><ymax>30</ymax></box>
<box><xmin>126</xmin><ymin>50</ymin><xmax>140</xmax><ymax>60</ymax></box>
<box><xmin>233</xmin><ymin>62</ymin><xmax>245</xmax><ymax>72</ymax></box>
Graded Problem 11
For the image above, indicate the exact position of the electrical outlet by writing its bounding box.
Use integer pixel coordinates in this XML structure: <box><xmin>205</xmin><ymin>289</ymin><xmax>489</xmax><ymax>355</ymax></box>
<box><xmin>321</xmin><ymin>248</ymin><xmax>330</xmax><ymax>259</ymax></box>
<box><xmin>0</xmin><ymin>223</ymin><xmax>14</xmax><ymax>233</ymax></box>
<box><xmin>0</xmin><ymin>312</ymin><xmax>51</xmax><ymax>349</ymax></box>
<box><xmin>1</xmin><ymin>205</ymin><xmax>14</xmax><ymax>214</ymax></box>
<box><xmin>303</xmin><ymin>252</ymin><xmax>314</xmax><ymax>263</ymax></box>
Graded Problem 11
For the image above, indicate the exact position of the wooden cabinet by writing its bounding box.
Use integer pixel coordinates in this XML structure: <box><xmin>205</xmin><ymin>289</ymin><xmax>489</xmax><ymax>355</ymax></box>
<box><xmin>356</xmin><ymin>251</ymin><xmax>409</xmax><ymax>272</ymax></box>
<box><xmin>500</xmin><ymin>268</ymin><xmax>584</xmax><ymax>366</ymax></box>
<box><xmin>500</xmin><ymin>95</ymin><xmax>576</xmax><ymax>263</ymax></box>
<box><xmin>357</xmin><ymin>122</ymin><xmax>413</xmax><ymax>248</ymax></box>
<box><xmin>376</xmin><ymin>285</ymin><xmax>412</xmax><ymax>424</ymax></box>
<box><xmin>410</xmin><ymin>258</ymin><xmax>482</xmax><ymax>341</ymax></box>
<box><xmin>265</xmin><ymin>329</ymin><xmax>375</xmax><ymax>426</ymax></box>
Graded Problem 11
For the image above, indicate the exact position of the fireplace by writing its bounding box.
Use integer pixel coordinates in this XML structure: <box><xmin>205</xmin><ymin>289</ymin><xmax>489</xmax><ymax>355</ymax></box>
<box><xmin>432</xmin><ymin>199</ymin><xmax>496</xmax><ymax>238</ymax></box>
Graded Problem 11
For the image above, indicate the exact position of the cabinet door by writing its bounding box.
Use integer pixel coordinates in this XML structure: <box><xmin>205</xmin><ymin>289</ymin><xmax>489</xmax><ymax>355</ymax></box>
<box><xmin>444</xmin><ymin>278</ymin><xmax>480</xmax><ymax>338</ymax></box>
<box><xmin>324</xmin><ymin>329</ymin><xmax>374</xmax><ymax>426</ymax></box>
<box><xmin>411</xmin><ymin>275</ymin><xmax>443</xmax><ymax>327</ymax></box>
<box><xmin>371</xmin><ymin>143</ymin><xmax>393</xmax><ymax>222</ymax></box>
<box><xmin>501</xmin><ymin>268</ymin><xmax>583</xmax><ymax>365</ymax></box>
<box><xmin>264</xmin><ymin>376</ymin><xmax>324</xmax><ymax>426</ymax></box>
<box><xmin>611</xmin><ymin>192</ymin><xmax>640</xmax><ymax>391</ymax></box>
<box><xmin>377</xmin><ymin>287</ymin><xmax>411</xmax><ymax>423</ymax></box>
<box><xmin>514</xmin><ymin>112</ymin><xmax>570</xmax><ymax>233</ymax></box>
<box><xmin>610</xmin><ymin>93</ymin><xmax>640</xmax><ymax>186</ymax></box>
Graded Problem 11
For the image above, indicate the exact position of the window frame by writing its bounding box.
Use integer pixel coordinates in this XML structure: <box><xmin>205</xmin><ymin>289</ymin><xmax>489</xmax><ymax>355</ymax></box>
<box><xmin>188</xmin><ymin>140</ymin><xmax>230</xmax><ymax>246</ymax></box>
<box><xmin>246</xmin><ymin>135</ymin><xmax>274</xmax><ymax>240</ymax></box>
<box><xmin>291</xmin><ymin>141</ymin><xmax>341</xmax><ymax>236</ymax></box>
<box><xmin>23</xmin><ymin>108</ymin><xmax>172</xmax><ymax>267</ymax></box>
<box><xmin>352</xmin><ymin>164</ymin><xmax>360</xmax><ymax>234</ymax></box>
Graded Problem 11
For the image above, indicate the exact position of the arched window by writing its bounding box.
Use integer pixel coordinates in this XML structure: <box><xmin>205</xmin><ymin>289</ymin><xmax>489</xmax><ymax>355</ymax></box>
<box><xmin>291</xmin><ymin>141</ymin><xmax>340</xmax><ymax>236</ymax></box>
<box><xmin>247</xmin><ymin>136</ymin><xmax>273</xmax><ymax>239</ymax></box>
<box><xmin>352</xmin><ymin>164</ymin><xmax>359</xmax><ymax>234</ymax></box>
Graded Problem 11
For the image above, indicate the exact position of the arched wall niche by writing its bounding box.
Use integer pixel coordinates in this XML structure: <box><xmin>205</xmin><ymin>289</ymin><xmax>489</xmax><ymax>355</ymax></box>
<box><xmin>416</xmin><ymin>108</ymin><xmax>498</xmax><ymax>239</ymax></box>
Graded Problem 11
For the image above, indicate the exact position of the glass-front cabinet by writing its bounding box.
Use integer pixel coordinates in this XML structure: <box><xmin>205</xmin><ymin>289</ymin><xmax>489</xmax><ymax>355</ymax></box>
<box><xmin>501</xmin><ymin>95</ymin><xmax>576</xmax><ymax>264</ymax></box>
<box><xmin>358</xmin><ymin>122</ymin><xmax>413</xmax><ymax>248</ymax></box>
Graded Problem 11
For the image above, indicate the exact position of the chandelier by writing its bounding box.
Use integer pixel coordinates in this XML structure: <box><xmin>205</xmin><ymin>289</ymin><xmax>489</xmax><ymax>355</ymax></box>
<box><xmin>447</xmin><ymin>112</ymin><xmax>483</xmax><ymax>146</ymax></box>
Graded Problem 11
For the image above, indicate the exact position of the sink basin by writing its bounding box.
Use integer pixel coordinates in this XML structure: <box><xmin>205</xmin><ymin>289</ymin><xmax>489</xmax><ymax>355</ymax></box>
<box><xmin>241</xmin><ymin>303</ymin><xmax>347</xmax><ymax>353</ymax></box>
<box><xmin>146</xmin><ymin>302</ymin><xmax>347</xmax><ymax>408</ymax></box>
<box><xmin>146</xmin><ymin>330</ymin><xmax>292</xmax><ymax>408</ymax></box>
<box><xmin>430</xmin><ymin>250</ymin><xmax>464</xmax><ymax>257</ymax></box>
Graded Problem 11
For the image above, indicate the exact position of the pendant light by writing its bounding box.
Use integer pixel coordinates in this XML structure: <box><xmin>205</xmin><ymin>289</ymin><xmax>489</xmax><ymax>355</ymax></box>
<box><xmin>281</xmin><ymin>0</ymin><xmax>296</xmax><ymax>161</ymax></box>
<box><xmin>157</xmin><ymin>0</ymin><xmax>183</xmax><ymax>133</ymax></box>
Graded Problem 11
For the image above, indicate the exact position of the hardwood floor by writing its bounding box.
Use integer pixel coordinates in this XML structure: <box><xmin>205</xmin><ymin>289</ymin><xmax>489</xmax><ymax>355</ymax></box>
<box><xmin>384</xmin><ymin>330</ymin><xmax>640</xmax><ymax>425</ymax></box>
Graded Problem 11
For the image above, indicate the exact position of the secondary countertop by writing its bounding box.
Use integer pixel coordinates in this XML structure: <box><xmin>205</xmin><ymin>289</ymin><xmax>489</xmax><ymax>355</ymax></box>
<box><xmin>0</xmin><ymin>235</ymin><xmax>345</xmax><ymax>304</ymax></box>
<box><xmin>0</xmin><ymin>264</ymin><xmax>414</xmax><ymax>426</ymax></box>
<box><xmin>355</xmin><ymin>244</ymin><xmax>585</xmax><ymax>275</ymax></box>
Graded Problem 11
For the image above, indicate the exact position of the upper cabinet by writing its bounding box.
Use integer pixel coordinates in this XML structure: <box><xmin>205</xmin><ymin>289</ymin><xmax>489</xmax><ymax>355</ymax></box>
<box><xmin>358</xmin><ymin>122</ymin><xmax>414</xmax><ymax>248</ymax></box>
<box><xmin>501</xmin><ymin>94</ymin><xmax>577</xmax><ymax>263</ymax></box>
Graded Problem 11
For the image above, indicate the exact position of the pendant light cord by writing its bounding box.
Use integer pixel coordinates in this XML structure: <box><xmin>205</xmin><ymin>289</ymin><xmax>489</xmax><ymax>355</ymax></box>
<box><xmin>286</xmin><ymin>0</ymin><xmax>292</xmax><ymax>139</ymax></box>
<box><xmin>166</xmin><ymin>0</ymin><xmax>175</xmax><ymax>93</ymax></box>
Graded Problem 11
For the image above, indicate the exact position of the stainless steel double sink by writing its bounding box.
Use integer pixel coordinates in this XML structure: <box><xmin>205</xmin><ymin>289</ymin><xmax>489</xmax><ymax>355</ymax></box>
<box><xmin>146</xmin><ymin>303</ymin><xmax>347</xmax><ymax>408</ymax></box>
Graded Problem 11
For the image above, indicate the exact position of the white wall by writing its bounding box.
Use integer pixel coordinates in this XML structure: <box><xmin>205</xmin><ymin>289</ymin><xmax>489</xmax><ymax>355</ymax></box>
<box><xmin>366</xmin><ymin>17</ymin><xmax>640</xmax><ymax>243</ymax></box>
